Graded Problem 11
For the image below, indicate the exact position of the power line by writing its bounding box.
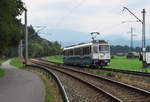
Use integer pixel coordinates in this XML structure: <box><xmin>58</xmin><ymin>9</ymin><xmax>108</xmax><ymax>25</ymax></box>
<box><xmin>93</xmin><ymin>23</ymin><xmax>123</xmax><ymax>34</ymax></box>
<box><xmin>33</xmin><ymin>26</ymin><xmax>47</xmax><ymax>34</ymax></box>
<box><xmin>54</xmin><ymin>0</ymin><xmax>86</xmax><ymax>28</ymax></box>
<box><xmin>127</xmin><ymin>26</ymin><xmax>136</xmax><ymax>51</ymax></box>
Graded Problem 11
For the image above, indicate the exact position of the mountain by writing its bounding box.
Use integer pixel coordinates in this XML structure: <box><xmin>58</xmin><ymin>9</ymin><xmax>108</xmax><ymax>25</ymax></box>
<box><xmin>39</xmin><ymin>29</ymin><xmax>149</xmax><ymax>47</ymax></box>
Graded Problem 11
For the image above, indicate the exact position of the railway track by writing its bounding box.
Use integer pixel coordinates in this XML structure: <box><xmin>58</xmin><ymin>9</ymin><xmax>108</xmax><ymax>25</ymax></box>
<box><xmin>39</xmin><ymin>59</ymin><xmax>150</xmax><ymax>91</ymax></box>
<box><xmin>31</xmin><ymin>59</ymin><xmax>150</xmax><ymax>102</ymax></box>
<box><xmin>40</xmin><ymin>58</ymin><xmax>150</xmax><ymax>77</ymax></box>
<box><xmin>30</xmin><ymin>59</ymin><xmax>122</xmax><ymax>102</ymax></box>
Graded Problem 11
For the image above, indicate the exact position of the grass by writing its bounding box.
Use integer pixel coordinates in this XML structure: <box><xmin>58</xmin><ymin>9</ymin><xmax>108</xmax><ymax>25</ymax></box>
<box><xmin>45</xmin><ymin>56</ymin><xmax>63</xmax><ymax>63</ymax></box>
<box><xmin>10</xmin><ymin>58</ymin><xmax>26</xmax><ymax>70</ymax></box>
<box><xmin>0</xmin><ymin>59</ymin><xmax>8</xmax><ymax>65</ymax></box>
<box><xmin>0</xmin><ymin>68</ymin><xmax>4</xmax><ymax>77</ymax></box>
<box><xmin>30</xmin><ymin>70</ymin><xmax>63</xmax><ymax>102</ymax></box>
<box><xmin>106</xmin><ymin>56</ymin><xmax>150</xmax><ymax>72</ymax></box>
<box><xmin>46</xmin><ymin>55</ymin><xmax>150</xmax><ymax>72</ymax></box>
<box><xmin>43</xmin><ymin>78</ymin><xmax>53</xmax><ymax>102</ymax></box>
<box><xmin>0</xmin><ymin>59</ymin><xmax>8</xmax><ymax>78</ymax></box>
<box><xmin>106</xmin><ymin>72</ymin><xmax>116</xmax><ymax>77</ymax></box>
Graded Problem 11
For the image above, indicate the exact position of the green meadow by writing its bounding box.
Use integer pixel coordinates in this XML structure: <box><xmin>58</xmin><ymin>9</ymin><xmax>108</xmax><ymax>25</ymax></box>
<box><xmin>105</xmin><ymin>56</ymin><xmax>150</xmax><ymax>72</ymax></box>
<box><xmin>44</xmin><ymin>56</ymin><xmax>63</xmax><ymax>63</ymax></box>
<box><xmin>45</xmin><ymin>56</ymin><xmax>150</xmax><ymax>72</ymax></box>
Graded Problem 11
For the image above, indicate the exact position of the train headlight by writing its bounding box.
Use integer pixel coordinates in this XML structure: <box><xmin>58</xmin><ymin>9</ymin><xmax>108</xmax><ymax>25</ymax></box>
<box><xmin>100</xmin><ymin>53</ymin><xmax>104</xmax><ymax>57</ymax></box>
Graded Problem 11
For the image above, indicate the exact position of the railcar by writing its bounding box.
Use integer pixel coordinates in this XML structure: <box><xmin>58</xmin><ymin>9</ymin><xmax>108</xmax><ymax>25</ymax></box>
<box><xmin>63</xmin><ymin>40</ymin><xmax>110</xmax><ymax>67</ymax></box>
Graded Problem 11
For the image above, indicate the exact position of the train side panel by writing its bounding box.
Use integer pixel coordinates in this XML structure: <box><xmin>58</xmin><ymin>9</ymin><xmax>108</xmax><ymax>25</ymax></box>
<box><xmin>63</xmin><ymin>56</ymin><xmax>92</xmax><ymax>65</ymax></box>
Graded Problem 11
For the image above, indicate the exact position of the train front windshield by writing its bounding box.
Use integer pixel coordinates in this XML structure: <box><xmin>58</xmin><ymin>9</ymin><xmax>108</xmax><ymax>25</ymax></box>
<box><xmin>99</xmin><ymin>45</ymin><xmax>109</xmax><ymax>53</ymax></box>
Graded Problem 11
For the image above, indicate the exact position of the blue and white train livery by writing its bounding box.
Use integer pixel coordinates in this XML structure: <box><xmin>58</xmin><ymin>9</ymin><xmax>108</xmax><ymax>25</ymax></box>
<box><xmin>63</xmin><ymin>40</ymin><xmax>110</xmax><ymax>67</ymax></box>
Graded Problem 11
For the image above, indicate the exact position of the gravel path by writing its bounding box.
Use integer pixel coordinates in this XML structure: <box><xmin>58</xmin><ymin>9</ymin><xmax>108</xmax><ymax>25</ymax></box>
<box><xmin>0</xmin><ymin>60</ymin><xmax>45</xmax><ymax>102</ymax></box>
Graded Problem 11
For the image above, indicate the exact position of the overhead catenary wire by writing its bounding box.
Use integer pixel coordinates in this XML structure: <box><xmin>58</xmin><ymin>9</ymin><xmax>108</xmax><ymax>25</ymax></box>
<box><xmin>53</xmin><ymin>0</ymin><xmax>86</xmax><ymax>28</ymax></box>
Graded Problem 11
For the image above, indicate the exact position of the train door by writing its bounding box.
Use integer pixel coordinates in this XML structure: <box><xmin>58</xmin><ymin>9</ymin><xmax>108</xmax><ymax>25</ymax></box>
<box><xmin>92</xmin><ymin>45</ymin><xmax>99</xmax><ymax>59</ymax></box>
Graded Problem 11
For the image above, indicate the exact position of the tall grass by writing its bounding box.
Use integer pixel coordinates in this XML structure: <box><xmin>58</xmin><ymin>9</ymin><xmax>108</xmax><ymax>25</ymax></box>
<box><xmin>0</xmin><ymin>59</ymin><xmax>7</xmax><ymax>77</ymax></box>
<box><xmin>0</xmin><ymin>68</ymin><xmax>4</xmax><ymax>77</ymax></box>
<box><xmin>10</xmin><ymin>58</ymin><xmax>26</xmax><ymax>70</ymax></box>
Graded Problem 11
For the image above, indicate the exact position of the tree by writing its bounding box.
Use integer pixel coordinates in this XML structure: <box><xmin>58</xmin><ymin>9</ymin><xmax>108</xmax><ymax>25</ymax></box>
<box><xmin>25</xmin><ymin>25</ymin><xmax>62</xmax><ymax>58</ymax></box>
<box><xmin>0</xmin><ymin>0</ymin><xmax>25</xmax><ymax>57</ymax></box>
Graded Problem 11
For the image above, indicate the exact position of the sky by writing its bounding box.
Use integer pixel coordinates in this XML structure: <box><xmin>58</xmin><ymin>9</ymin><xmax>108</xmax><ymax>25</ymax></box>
<box><xmin>21</xmin><ymin>0</ymin><xmax>150</xmax><ymax>45</ymax></box>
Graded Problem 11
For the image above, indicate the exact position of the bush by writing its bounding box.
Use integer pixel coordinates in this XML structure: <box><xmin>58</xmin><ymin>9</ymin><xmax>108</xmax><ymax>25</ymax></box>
<box><xmin>111</xmin><ymin>55</ymin><xmax>115</xmax><ymax>59</ymax></box>
<box><xmin>106</xmin><ymin>72</ymin><xmax>115</xmax><ymax>77</ymax></box>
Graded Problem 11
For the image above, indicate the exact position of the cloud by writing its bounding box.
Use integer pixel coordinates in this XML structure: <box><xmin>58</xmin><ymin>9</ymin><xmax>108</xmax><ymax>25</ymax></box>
<box><xmin>21</xmin><ymin>0</ymin><xmax>150</xmax><ymax>41</ymax></box>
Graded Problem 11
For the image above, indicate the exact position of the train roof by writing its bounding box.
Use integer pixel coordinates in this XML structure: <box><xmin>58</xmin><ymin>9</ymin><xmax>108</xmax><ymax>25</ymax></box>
<box><xmin>63</xmin><ymin>40</ymin><xmax>109</xmax><ymax>50</ymax></box>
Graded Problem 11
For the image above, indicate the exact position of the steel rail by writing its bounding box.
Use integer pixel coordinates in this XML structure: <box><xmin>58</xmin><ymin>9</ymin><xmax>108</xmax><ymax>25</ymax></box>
<box><xmin>30</xmin><ymin>60</ymin><xmax>123</xmax><ymax>102</ymax></box>
<box><xmin>33</xmin><ymin>59</ymin><xmax>150</xmax><ymax>100</ymax></box>
<box><xmin>27</xmin><ymin>64</ymin><xmax>69</xmax><ymax>102</ymax></box>
<box><xmin>39</xmin><ymin>58</ymin><xmax>150</xmax><ymax>77</ymax></box>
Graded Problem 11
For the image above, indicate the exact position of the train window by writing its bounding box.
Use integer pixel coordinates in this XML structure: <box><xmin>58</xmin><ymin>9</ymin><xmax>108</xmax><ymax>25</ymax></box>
<box><xmin>99</xmin><ymin>45</ymin><xmax>109</xmax><ymax>53</ymax></box>
<box><xmin>83</xmin><ymin>46</ymin><xmax>90</xmax><ymax>55</ymax></box>
<box><xmin>83</xmin><ymin>47</ymin><xmax>86</xmax><ymax>55</ymax></box>
<box><xmin>89</xmin><ymin>46</ymin><xmax>91</xmax><ymax>54</ymax></box>
<box><xmin>80</xmin><ymin>48</ymin><xmax>83</xmax><ymax>56</ymax></box>
<box><xmin>74</xmin><ymin>48</ymin><xmax>80</xmax><ymax>55</ymax></box>
<box><xmin>77</xmin><ymin>48</ymin><xmax>80</xmax><ymax>55</ymax></box>
<box><xmin>87</xmin><ymin>47</ymin><xmax>89</xmax><ymax>55</ymax></box>
<box><xmin>67</xmin><ymin>50</ymin><xmax>69</xmax><ymax>56</ymax></box>
<box><xmin>63</xmin><ymin>51</ymin><xmax>65</xmax><ymax>56</ymax></box>
<box><xmin>66</xmin><ymin>50</ymin><xmax>68</xmax><ymax>56</ymax></box>
<box><xmin>64</xmin><ymin>51</ymin><xmax>66</xmax><ymax>56</ymax></box>
<box><xmin>68</xmin><ymin>50</ymin><xmax>70</xmax><ymax>56</ymax></box>
<box><xmin>69</xmin><ymin>49</ymin><xmax>73</xmax><ymax>56</ymax></box>
<box><xmin>75</xmin><ymin>47</ymin><xmax>90</xmax><ymax>56</ymax></box>
<box><xmin>74</xmin><ymin>48</ymin><xmax>77</xmax><ymax>55</ymax></box>
<box><xmin>93</xmin><ymin>46</ymin><xmax>98</xmax><ymax>53</ymax></box>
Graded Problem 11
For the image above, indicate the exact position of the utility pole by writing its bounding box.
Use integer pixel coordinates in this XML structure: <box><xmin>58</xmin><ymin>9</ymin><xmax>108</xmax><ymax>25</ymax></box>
<box><xmin>18</xmin><ymin>40</ymin><xmax>23</xmax><ymax>58</ymax></box>
<box><xmin>128</xmin><ymin>26</ymin><xmax>136</xmax><ymax>51</ymax></box>
<box><xmin>25</xmin><ymin>9</ymin><xmax>28</xmax><ymax>65</ymax></box>
<box><xmin>142</xmin><ymin>9</ymin><xmax>146</xmax><ymax>63</ymax></box>
<box><xmin>18</xmin><ymin>42</ymin><xmax>20</xmax><ymax>58</ymax></box>
<box><xmin>20</xmin><ymin>40</ymin><xmax>23</xmax><ymax>58</ymax></box>
<box><xmin>123</xmin><ymin>7</ymin><xmax>146</xmax><ymax>67</ymax></box>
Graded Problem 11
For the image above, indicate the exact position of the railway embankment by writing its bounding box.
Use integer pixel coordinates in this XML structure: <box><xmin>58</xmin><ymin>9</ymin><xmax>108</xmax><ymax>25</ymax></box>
<box><xmin>31</xmin><ymin>59</ymin><xmax>150</xmax><ymax>102</ymax></box>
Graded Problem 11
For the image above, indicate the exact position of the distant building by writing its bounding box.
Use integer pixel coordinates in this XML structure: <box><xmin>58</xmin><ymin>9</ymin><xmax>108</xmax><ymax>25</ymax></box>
<box><xmin>116</xmin><ymin>53</ymin><xmax>124</xmax><ymax>56</ymax></box>
<box><xmin>126</xmin><ymin>52</ymin><xmax>139</xmax><ymax>59</ymax></box>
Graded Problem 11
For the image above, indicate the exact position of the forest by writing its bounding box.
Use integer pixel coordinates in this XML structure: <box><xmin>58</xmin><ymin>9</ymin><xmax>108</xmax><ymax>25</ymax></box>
<box><xmin>4</xmin><ymin>25</ymin><xmax>62</xmax><ymax>58</ymax></box>
<box><xmin>0</xmin><ymin>0</ymin><xmax>25</xmax><ymax>57</ymax></box>
<box><xmin>0</xmin><ymin>0</ymin><xmax>62</xmax><ymax>58</ymax></box>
